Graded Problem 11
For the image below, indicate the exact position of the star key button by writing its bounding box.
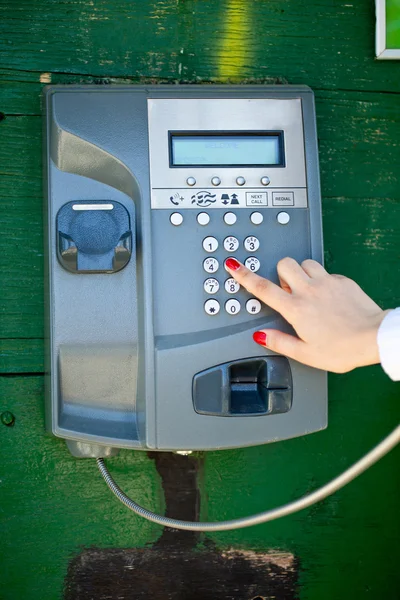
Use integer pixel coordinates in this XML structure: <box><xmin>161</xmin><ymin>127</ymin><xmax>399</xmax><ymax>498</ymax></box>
<box><xmin>204</xmin><ymin>299</ymin><xmax>220</xmax><ymax>315</ymax></box>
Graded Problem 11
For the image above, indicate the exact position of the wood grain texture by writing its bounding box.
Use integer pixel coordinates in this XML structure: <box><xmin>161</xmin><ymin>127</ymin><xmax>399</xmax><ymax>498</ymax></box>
<box><xmin>0</xmin><ymin>1</ymin><xmax>399</xmax><ymax>599</ymax></box>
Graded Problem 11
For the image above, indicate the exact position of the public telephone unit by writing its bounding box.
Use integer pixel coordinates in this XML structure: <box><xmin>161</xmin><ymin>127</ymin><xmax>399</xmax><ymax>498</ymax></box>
<box><xmin>44</xmin><ymin>85</ymin><xmax>327</xmax><ymax>457</ymax></box>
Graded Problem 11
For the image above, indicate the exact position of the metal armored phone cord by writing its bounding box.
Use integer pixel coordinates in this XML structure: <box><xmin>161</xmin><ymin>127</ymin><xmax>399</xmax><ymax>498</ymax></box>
<box><xmin>96</xmin><ymin>424</ymin><xmax>399</xmax><ymax>532</ymax></box>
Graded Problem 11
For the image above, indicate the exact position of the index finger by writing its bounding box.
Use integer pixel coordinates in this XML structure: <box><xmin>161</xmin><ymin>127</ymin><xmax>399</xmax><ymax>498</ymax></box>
<box><xmin>225</xmin><ymin>258</ymin><xmax>291</xmax><ymax>315</ymax></box>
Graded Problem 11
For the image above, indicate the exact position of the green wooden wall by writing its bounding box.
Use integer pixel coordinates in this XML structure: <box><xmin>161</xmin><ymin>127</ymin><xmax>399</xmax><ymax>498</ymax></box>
<box><xmin>0</xmin><ymin>1</ymin><xmax>399</xmax><ymax>598</ymax></box>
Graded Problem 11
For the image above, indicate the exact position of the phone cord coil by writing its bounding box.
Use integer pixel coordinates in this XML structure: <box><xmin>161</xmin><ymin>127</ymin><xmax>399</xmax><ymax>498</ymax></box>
<box><xmin>96</xmin><ymin>424</ymin><xmax>400</xmax><ymax>532</ymax></box>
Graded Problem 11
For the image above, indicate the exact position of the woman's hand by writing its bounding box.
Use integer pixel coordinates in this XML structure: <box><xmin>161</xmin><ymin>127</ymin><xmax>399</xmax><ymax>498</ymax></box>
<box><xmin>225</xmin><ymin>257</ymin><xmax>388</xmax><ymax>373</ymax></box>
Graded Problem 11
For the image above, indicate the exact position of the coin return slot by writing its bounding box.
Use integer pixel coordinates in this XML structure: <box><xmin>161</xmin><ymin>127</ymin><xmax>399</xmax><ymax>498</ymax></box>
<box><xmin>193</xmin><ymin>357</ymin><xmax>292</xmax><ymax>416</ymax></box>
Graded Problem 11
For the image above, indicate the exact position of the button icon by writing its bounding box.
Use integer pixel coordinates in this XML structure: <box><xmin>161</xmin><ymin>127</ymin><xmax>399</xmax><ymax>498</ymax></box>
<box><xmin>261</xmin><ymin>176</ymin><xmax>270</xmax><ymax>186</ymax></box>
<box><xmin>225</xmin><ymin>278</ymin><xmax>240</xmax><ymax>294</ymax></box>
<box><xmin>225</xmin><ymin>299</ymin><xmax>241</xmax><ymax>315</ymax></box>
<box><xmin>244</xmin><ymin>236</ymin><xmax>260</xmax><ymax>252</ymax></box>
<box><xmin>170</xmin><ymin>192</ymin><xmax>184</xmax><ymax>206</ymax></box>
<box><xmin>245</xmin><ymin>256</ymin><xmax>260</xmax><ymax>272</ymax></box>
<box><xmin>191</xmin><ymin>191</ymin><xmax>217</xmax><ymax>207</ymax></box>
<box><xmin>186</xmin><ymin>177</ymin><xmax>196</xmax><ymax>186</ymax></box>
<box><xmin>205</xmin><ymin>299</ymin><xmax>220</xmax><ymax>315</ymax></box>
<box><xmin>203</xmin><ymin>257</ymin><xmax>219</xmax><ymax>273</ymax></box>
<box><xmin>246</xmin><ymin>192</ymin><xmax>267</xmax><ymax>206</ymax></box>
<box><xmin>236</xmin><ymin>176</ymin><xmax>246</xmax><ymax>186</ymax></box>
<box><xmin>246</xmin><ymin>298</ymin><xmax>262</xmax><ymax>314</ymax></box>
<box><xmin>203</xmin><ymin>236</ymin><xmax>219</xmax><ymax>252</ymax></box>
<box><xmin>211</xmin><ymin>176</ymin><xmax>221</xmax><ymax>186</ymax></box>
<box><xmin>204</xmin><ymin>278</ymin><xmax>220</xmax><ymax>294</ymax></box>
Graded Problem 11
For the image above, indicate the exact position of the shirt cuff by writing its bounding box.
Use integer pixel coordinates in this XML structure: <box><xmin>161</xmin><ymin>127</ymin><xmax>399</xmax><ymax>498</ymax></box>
<box><xmin>377</xmin><ymin>307</ymin><xmax>400</xmax><ymax>381</ymax></box>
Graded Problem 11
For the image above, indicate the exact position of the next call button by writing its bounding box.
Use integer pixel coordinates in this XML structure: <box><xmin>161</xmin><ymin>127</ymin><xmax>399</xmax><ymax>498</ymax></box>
<box><xmin>246</xmin><ymin>192</ymin><xmax>268</xmax><ymax>206</ymax></box>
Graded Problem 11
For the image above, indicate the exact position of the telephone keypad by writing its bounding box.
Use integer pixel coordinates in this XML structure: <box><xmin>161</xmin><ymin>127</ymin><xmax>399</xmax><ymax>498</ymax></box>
<box><xmin>198</xmin><ymin>214</ymin><xmax>264</xmax><ymax>316</ymax></box>
<box><xmin>204</xmin><ymin>278</ymin><xmax>220</xmax><ymax>294</ymax></box>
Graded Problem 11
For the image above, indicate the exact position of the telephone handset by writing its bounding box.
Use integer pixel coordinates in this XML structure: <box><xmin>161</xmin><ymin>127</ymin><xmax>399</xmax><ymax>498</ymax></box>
<box><xmin>44</xmin><ymin>86</ymin><xmax>399</xmax><ymax>530</ymax></box>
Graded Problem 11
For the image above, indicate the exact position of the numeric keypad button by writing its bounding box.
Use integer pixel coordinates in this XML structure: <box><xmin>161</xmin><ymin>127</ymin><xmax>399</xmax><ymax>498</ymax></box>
<box><xmin>204</xmin><ymin>278</ymin><xmax>219</xmax><ymax>294</ymax></box>
<box><xmin>246</xmin><ymin>298</ymin><xmax>262</xmax><ymax>314</ymax></box>
<box><xmin>203</xmin><ymin>257</ymin><xmax>219</xmax><ymax>273</ymax></box>
<box><xmin>244</xmin><ymin>236</ymin><xmax>260</xmax><ymax>252</ymax></box>
<box><xmin>245</xmin><ymin>257</ymin><xmax>260</xmax><ymax>272</ymax></box>
<box><xmin>225</xmin><ymin>299</ymin><xmax>241</xmax><ymax>315</ymax></box>
<box><xmin>205</xmin><ymin>299</ymin><xmax>220</xmax><ymax>315</ymax></box>
<box><xmin>203</xmin><ymin>236</ymin><xmax>218</xmax><ymax>252</ymax></box>
<box><xmin>224</xmin><ymin>236</ymin><xmax>239</xmax><ymax>252</ymax></box>
<box><xmin>225</xmin><ymin>278</ymin><xmax>240</xmax><ymax>294</ymax></box>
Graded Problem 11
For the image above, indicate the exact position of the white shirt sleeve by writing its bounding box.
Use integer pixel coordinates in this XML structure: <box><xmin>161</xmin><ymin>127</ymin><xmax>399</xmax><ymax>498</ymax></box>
<box><xmin>377</xmin><ymin>308</ymin><xmax>400</xmax><ymax>381</ymax></box>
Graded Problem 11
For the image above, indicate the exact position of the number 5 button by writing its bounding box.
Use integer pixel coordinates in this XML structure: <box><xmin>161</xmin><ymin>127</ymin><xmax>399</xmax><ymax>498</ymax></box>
<box><xmin>244</xmin><ymin>236</ymin><xmax>260</xmax><ymax>252</ymax></box>
<box><xmin>203</xmin><ymin>236</ymin><xmax>219</xmax><ymax>252</ymax></box>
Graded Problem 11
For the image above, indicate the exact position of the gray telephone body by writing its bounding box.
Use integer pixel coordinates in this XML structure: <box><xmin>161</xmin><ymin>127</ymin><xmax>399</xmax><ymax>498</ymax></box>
<box><xmin>43</xmin><ymin>85</ymin><xmax>327</xmax><ymax>457</ymax></box>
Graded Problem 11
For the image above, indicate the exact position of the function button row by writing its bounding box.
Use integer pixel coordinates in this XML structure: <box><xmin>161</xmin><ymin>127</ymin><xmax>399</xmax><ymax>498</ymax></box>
<box><xmin>173</xmin><ymin>212</ymin><xmax>265</xmax><ymax>226</ymax></box>
<box><xmin>186</xmin><ymin>177</ymin><xmax>270</xmax><ymax>187</ymax></box>
<box><xmin>204</xmin><ymin>298</ymin><xmax>262</xmax><ymax>316</ymax></box>
<box><xmin>202</xmin><ymin>236</ymin><xmax>260</xmax><ymax>253</ymax></box>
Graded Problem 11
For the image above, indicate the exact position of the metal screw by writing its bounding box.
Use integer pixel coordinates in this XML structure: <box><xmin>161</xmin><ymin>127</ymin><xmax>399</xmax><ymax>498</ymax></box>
<box><xmin>1</xmin><ymin>411</ymin><xmax>15</xmax><ymax>426</ymax></box>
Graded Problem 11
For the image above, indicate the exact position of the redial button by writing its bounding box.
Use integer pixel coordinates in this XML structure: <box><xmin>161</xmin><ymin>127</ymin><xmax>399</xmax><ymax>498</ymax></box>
<box><xmin>272</xmin><ymin>192</ymin><xmax>294</xmax><ymax>206</ymax></box>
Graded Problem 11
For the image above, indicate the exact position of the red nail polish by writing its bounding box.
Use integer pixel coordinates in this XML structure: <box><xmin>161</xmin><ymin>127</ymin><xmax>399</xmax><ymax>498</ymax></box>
<box><xmin>253</xmin><ymin>331</ymin><xmax>267</xmax><ymax>346</ymax></box>
<box><xmin>225</xmin><ymin>258</ymin><xmax>241</xmax><ymax>271</ymax></box>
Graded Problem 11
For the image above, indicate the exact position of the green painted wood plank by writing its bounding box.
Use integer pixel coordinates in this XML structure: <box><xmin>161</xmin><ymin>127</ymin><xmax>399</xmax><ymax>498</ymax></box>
<box><xmin>0</xmin><ymin>0</ymin><xmax>400</xmax><ymax>104</ymax></box>
<box><xmin>0</xmin><ymin>375</ymin><xmax>163</xmax><ymax>600</ymax></box>
<box><xmin>204</xmin><ymin>366</ymin><xmax>400</xmax><ymax>599</ymax></box>
<box><xmin>0</xmin><ymin>339</ymin><xmax>44</xmax><ymax>373</ymax></box>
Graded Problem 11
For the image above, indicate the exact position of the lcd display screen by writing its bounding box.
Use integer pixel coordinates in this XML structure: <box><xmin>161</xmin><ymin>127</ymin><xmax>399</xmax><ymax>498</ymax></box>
<box><xmin>170</xmin><ymin>132</ymin><xmax>284</xmax><ymax>167</ymax></box>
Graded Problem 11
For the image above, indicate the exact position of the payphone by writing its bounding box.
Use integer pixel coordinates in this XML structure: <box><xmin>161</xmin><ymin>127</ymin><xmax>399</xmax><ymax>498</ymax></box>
<box><xmin>44</xmin><ymin>86</ymin><xmax>398</xmax><ymax>530</ymax></box>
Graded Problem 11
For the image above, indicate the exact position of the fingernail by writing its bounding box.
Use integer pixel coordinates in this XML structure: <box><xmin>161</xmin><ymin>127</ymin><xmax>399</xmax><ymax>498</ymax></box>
<box><xmin>225</xmin><ymin>258</ymin><xmax>241</xmax><ymax>271</ymax></box>
<box><xmin>253</xmin><ymin>331</ymin><xmax>267</xmax><ymax>346</ymax></box>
